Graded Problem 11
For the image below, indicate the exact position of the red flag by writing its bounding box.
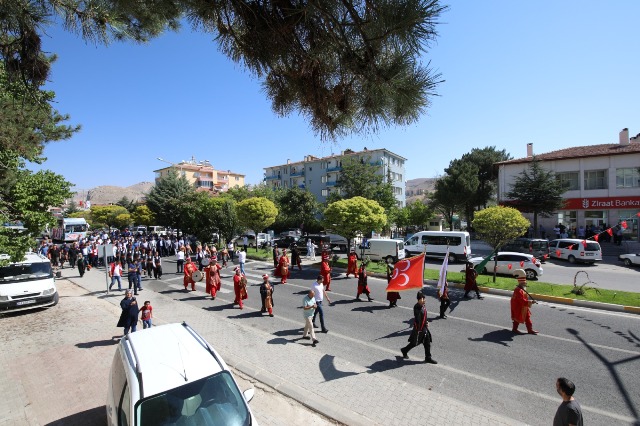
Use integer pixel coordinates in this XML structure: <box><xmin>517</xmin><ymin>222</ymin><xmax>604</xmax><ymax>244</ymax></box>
<box><xmin>636</xmin><ymin>212</ymin><xmax>640</xmax><ymax>217</ymax></box>
<box><xmin>621</xmin><ymin>221</ymin><xmax>628</xmax><ymax>229</ymax></box>
<box><xmin>606</xmin><ymin>228</ymin><xmax>613</xmax><ymax>236</ymax></box>
<box><xmin>581</xmin><ymin>240</ymin><xmax>587</xmax><ymax>248</ymax></box>
<box><xmin>594</xmin><ymin>234</ymin><xmax>599</xmax><ymax>242</ymax></box>
<box><xmin>555</xmin><ymin>249</ymin><xmax>561</xmax><ymax>257</ymax></box>
<box><xmin>386</xmin><ymin>253</ymin><xmax>425</xmax><ymax>292</ymax></box>
<box><xmin>507</xmin><ymin>264</ymin><xmax>512</xmax><ymax>270</ymax></box>
<box><xmin>520</xmin><ymin>261</ymin><xmax>524</xmax><ymax>267</ymax></box>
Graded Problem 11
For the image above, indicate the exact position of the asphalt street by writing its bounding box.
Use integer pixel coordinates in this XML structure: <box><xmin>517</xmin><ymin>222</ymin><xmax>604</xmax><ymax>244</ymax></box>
<box><xmin>145</xmin><ymin>257</ymin><xmax>640</xmax><ymax>425</ymax></box>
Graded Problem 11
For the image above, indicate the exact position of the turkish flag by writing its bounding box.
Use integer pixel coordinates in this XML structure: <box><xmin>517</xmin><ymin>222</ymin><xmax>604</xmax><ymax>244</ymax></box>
<box><xmin>636</xmin><ymin>212</ymin><xmax>640</xmax><ymax>217</ymax></box>
<box><xmin>507</xmin><ymin>264</ymin><xmax>512</xmax><ymax>270</ymax></box>
<box><xmin>621</xmin><ymin>221</ymin><xmax>628</xmax><ymax>229</ymax></box>
<box><xmin>555</xmin><ymin>249</ymin><xmax>561</xmax><ymax>257</ymax></box>
<box><xmin>386</xmin><ymin>253</ymin><xmax>425</xmax><ymax>292</ymax></box>
<box><xmin>606</xmin><ymin>228</ymin><xmax>613</xmax><ymax>236</ymax></box>
<box><xmin>520</xmin><ymin>261</ymin><xmax>524</xmax><ymax>267</ymax></box>
<box><xmin>581</xmin><ymin>240</ymin><xmax>587</xmax><ymax>248</ymax></box>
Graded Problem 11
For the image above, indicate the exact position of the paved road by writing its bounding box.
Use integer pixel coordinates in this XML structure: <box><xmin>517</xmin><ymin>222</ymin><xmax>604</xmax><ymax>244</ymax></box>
<box><xmin>128</xmin><ymin>258</ymin><xmax>640</xmax><ymax>424</ymax></box>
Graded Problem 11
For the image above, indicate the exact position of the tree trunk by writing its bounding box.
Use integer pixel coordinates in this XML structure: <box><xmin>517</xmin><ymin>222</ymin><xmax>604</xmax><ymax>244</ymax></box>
<box><xmin>533</xmin><ymin>212</ymin><xmax>539</xmax><ymax>238</ymax></box>
<box><xmin>493</xmin><ymin>258</ymin><xmax>498</xmax><ymax>283</ymax></box>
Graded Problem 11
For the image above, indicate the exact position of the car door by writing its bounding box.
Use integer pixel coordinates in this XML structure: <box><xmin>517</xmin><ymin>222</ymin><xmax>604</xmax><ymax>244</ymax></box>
<box><xmin>494</xmin><ymin>254</ymin><xmax>508</xmax><ymax>273</ymax></box>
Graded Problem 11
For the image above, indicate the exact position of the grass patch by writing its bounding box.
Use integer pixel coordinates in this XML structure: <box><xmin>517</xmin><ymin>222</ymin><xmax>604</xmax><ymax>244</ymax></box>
<box><xmin>246</xmin><ymin>250</ymin><xmax>272</xmax><ymax>261</ymax></box>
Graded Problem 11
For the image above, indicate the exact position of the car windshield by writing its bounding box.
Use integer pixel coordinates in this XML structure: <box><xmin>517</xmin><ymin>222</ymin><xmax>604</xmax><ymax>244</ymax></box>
<box><xmin>136</xmin><ymin>371</ymin><xmax>250</xmax><ymax>426</ymax></box>
<box><xmin>0</xmin><ymin>262</ymin><xmax>53</xmax><ymax>284</ymax></box>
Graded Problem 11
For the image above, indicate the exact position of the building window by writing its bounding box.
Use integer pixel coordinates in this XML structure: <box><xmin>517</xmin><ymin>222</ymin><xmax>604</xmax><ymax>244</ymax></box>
<box><xmin>584</xmin><ymin>170</ymin><xmax>607</xmax><ymax>190</ymax></box>
<box><xmin>556</xmin><ymin>171</ymin><xmax>579</xmax><ymax>190</ymax></box>
<box><xmin>321</xmin><ymin>176</ymin><xmax>327</xmax><ymax>183</ymax></box>
<box><xmin>616</xmin><ymin>168</ymin><xmax>640</xmax><ymax>188</ymax></box>
<box><xmin>321</xmin><ymin>189</ymin><xmax>328</xmax><ymax>196</ymax></box>
<box><xmin>235</xmin><ymin>176</ymin><xmax>240</xmax><ymax>181</ymax></box>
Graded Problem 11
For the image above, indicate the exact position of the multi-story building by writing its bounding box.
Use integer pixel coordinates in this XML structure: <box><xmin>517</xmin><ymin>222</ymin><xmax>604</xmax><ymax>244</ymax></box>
<box><xmin>264</xmin><ymin>148</ymin><xmax>407</xmax><ymax>207</ymax></box>
<box><xmin>496</xmin><ymin>128</ymin><xmax>640</xmax><ymax>240</ymax></box>
<box><xmin>154</xmin><ymin>156</ymin><xmax>245</xmax><ymax>193</ymax></box>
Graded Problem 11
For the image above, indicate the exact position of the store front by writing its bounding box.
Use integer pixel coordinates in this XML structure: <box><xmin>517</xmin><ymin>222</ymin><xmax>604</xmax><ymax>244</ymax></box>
<box><xmin>563</xmin><ymin>196</ymin><xmax>640</xmax><ymax>241</ymax></box>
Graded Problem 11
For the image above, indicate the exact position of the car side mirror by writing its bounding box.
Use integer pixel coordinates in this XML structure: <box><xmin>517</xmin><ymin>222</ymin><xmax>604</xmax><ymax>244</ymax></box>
<box><xmin>243</xmin><ymin>388</ymin><xmax>255</xmax><ymax>403</ymax></box>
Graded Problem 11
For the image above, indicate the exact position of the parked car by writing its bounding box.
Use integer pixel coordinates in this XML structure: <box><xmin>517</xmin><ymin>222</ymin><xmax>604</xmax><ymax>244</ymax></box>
<box><xmin>106</xmin><ymin>322</ymin><xmax>257</xmax><ymax>426</ymax></box>
<box><xmin>135</xmin><ymin>225</ymin><xmax>147</xmax><ymax>236</ymax></box>
<box><xmin>359</xmin><ymin>238</ymin><xmax>406</xmax><ymax>263</ymax></box>
<box><xmin>324</xmin><ymin>233</ymin><xmax>349</xmax><ymax>252</ymax></box>
<box><xmin>468</xmin><ymin>252</ymin><xmax>543</xmax><ymax>280</ymax></box>
<box><xmin>548</xmin><ymin>238</ymin><xmax>602</xmax><ymax>264</ymax></box>
<box><xmin>297</xmin><ymin>235</ymin><xmax>331</xmax><ymax>255</ymax></box>
<box><xmin>500</xmin><ymin>238</ymin><xmax>550</xmax><ymax>262</ymax></box>
<box><xmin>0</xmin><ymin>252</ymin><xmax>59</xmax><ymax>313</ymax></box>
<box><xmin>148</xmin><ymin>225</ymin><xmax>168</xmax><ymax>236</ymax></box>
<box><xmin>619</xmin><ymin>253</ymin><xmax>640</xmax><ymax>267</ymax></box>
<box><xmin>272</xmin><ymin>236</ymin><xmax>300</xmax><ymax>248</ymax></box>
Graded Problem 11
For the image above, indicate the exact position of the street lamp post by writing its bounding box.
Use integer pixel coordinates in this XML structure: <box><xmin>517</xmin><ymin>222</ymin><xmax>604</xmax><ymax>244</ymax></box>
<box><xmin>157</xmin><ymin>157</ymin><xmax>183</xmax><ymax>174</ymax></box>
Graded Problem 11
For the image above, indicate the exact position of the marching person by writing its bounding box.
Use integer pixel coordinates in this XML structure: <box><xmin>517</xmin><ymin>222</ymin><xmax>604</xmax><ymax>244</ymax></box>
<box><xmin>275</xmin><ymin>248</ymin><xmax>290</xmax><ymax>284</ymax></box>
<box><xmin>260</xmin><ymin>274</ymin><xmax>274</xmax><ymax>317</ymax></box>
<box><xmin>312</xmin><ymin>275</ymin><xmax>331</xmax><ymax>333</ymax></box>
<box><xmin>108</xmin><ymin>259</ymin><xmax>123</xmax><ymax>291</ymax></box>
<box><xmin>401</xmin><ymin>291</ymin><xmax>437</xmax><ymax>364</ymax></box>
<box><xmin>437</xmin><ymin>278</ymin><xmax>451</xmax><ymax>319</ymax></box>
<box><xmin>355</xmin><ymin>262</ymin><xmax>374</xmax><ymax>302</ymax></box>
<box><xmin>237</xmin><ymin>247</ymin><xmax>247</xmax><ymax>275</ymax></box>
<box><xmin>320</xmin><ymin>251</ymin><xmax>332</xmax><ymax>291</ymax></box>
<box><xmin>117</xmin><ymin>290</ymin><xmax>139</xmax><ymax>335</ymax></box>
<box><xmin>152</xmin><ymin>252</ymin><xmax>162</xmax><ymax>279</ymax></box>
<box><xmin>290</xmin><ymin>244</ymin><xmax>302</xmax><ymax>271</ymax></box>
<box><xmin>463</xmin><ymin>261</ymin><xmax>483</xmax><ymax>299</ymax></box>
<box><xmin>511</xmin><ymin>269</ymin><xmax>538</xmax><ymax>334</ymax></box>
<box><xmin>346</xmin><ymin>248</ymin><xmax>359</xmax><ymax>278</ymax></box>
<box><xmin>302</xmin><ymin>290</ymin><xmax>319</xmax><ymax>347</ymax></box>
<box><xmin>127</xmin><ymin>257</ymin><xmax>138</xmax><ymax>295</ymax></box>
<box><xmin>183</xmin><ymin>256</ymin><xmax>197</xmax><ymax>292</ymax></box>
<box><xmin>176</xmin><ymin>247</ymin><xmax>185</xmax><ymax>274</ymax></box>
<box><xmin>272</xmin><ymin>245</ymin><xmax>280</xmax><ymax>268</ymax></box>
<box><xmin>77</xmin><ymin>255</ymin><xmax>86</xmax><ymax>277</ymax></box>
<box><xmin>204</xmin><ymin>257</ymin><xmax>222</xmax><ymax>300</ymax></box>
<box><xmin>386</xmin><ymin>262</ymin><xmax>401</xmax><ymax>308</ymax></box>
<box><xmin>233</xmin><ymin>267</ymin><xmax>248</xmax><ymax>309</ymax></box>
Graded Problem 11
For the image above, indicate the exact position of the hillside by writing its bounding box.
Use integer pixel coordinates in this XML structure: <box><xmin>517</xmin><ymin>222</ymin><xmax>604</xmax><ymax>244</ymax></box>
<box><xmin>73</xmin><ymin>182</ymin><xmax>154</xmax><ymax>206</ymax></box>
<box><xmin>405</xmin><ymin>178</ymin><xmax>436</xmax><ymax>204</ymax></box>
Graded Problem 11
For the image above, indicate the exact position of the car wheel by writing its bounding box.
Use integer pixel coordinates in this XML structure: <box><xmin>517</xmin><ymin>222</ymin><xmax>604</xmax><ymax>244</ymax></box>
<box><xmin>51</xmin><ymin>292</ymin><xmax>59</xmax><ymax>307</ymax></box>
<box><xmin>448</xmin><ymin>253</ymin><xmax>456</xmax><ymax>264</ymax></box>
<box><xmin>568</xmin><ymin>255</ymin><xmax>576</xmax><ymax>264</ymax></box>
<box><xmin>624</xmin><ymin>259</ymin><xmax>632</xmax><ymax>266</ymax></box>
<box><xmin>525</xmin><ymin>269</ymin><xmax>537</xmax><ymax>280</ymax></box>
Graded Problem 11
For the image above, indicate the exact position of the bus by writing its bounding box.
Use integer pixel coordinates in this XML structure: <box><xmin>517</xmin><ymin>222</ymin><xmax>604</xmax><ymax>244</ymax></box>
<box><xmin>51</xmin><ymin>218</ymin><xmax>89</xmax><ymax>242</ymax></box>
<box><xmin>404</xmin><ymin>231</ymin><xmax>471</xmax><ymax>263</ymax></box>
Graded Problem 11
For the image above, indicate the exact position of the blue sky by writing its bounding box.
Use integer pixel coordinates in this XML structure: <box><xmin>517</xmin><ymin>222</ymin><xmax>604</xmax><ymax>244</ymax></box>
<box><xmin>35</xmin><ymin>1</ymin><xmax>640</xmax><ymax>190</ymax></box>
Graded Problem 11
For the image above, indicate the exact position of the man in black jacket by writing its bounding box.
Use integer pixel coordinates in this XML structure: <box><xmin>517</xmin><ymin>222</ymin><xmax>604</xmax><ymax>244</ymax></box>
<box><xmin>401</xmin><ymin>291</ymin><xmax>437</xmax><ymax>364</ymax></box>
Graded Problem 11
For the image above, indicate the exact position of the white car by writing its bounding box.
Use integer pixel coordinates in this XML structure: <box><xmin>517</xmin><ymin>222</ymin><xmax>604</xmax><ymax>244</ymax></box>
<box><xmin>0</xmin><ymin>252</ymin><xmax>59</xmax><ymax>313</ymax></box>
<box><xmin>468</xmin><ymin>252</ymin><xmax>543</xmax><ymax>280</ymax></box>
<box><xmin>107</xmin><ymin>322</ymin><xmax>257</xmax><ymax>426</ymax></box>
<box><xmin>548</xmin><ymin>238</ymin><xmax>602</xmax><ymax>264</ymax></box>
<box><xmin>619</xmin><ymin>253</ymin><xmax>640</xmax><ymax>268</ymax></box>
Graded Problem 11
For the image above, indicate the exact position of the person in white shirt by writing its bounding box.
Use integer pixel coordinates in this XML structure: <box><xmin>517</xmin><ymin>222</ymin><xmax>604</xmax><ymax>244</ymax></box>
<box><xmin>109</xmin><ymin>260</ymin><xmax>123</xmax><ymax>291</ymax></box>
<box><xmin>237</xmin><ymin>249</ymin><xmax>247</xmax><ymax>275</ymax></box>
<box><xmin>176</xmin><ymin>249</ymin><xmax>185</xmax><ymax>273</ymax></box>
<box><xmin>311</xmin><ymin>275</ymin><xmax>331</xmax><ymax>333</ymax></box>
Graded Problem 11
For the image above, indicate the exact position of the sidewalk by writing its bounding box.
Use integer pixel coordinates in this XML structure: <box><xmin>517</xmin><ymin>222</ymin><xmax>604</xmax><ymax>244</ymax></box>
<box><xmin>64</xmin><ymin>261</ymin><xmax>522</xmax><ymax>426</ymax></box>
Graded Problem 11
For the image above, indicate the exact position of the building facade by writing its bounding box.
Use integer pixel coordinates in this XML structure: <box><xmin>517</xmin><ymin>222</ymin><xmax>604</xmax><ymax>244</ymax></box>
<box><xmin>154</xmin><ymin>156</ymin><xmax>245</xmax><ymax>193</ymax></box>
<box><xmin>264</xmin><ymin>148</ymin><xmax>407</xmax><ymax>207</ymax></box>
<box><xmin>496</xmin><ymin>128</ymin><xmax>640</xmax><ymax>240</ymax></box>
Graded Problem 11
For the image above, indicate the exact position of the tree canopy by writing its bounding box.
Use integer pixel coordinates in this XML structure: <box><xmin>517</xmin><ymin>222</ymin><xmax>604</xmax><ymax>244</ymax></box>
<box><xmin>329</xmin><ymin>156</ymin><xmax>396</xmax><ymax>211</ymax></box>
<box><xmin>323</xmin><ymin>196</ymin><xmax>387</xmax><ymax>248</ymax></box>
<box><xmin>146</xmin><ymin>169</ymin><xmax>195</xmax><ymax>231</ymax></box>
<box><xmin>90</xmin><ymin>205</ymin><xmax>129</xmax><ymax>230</ymax></box>
<box><xmin>431</xmin><ymin>159</ymin><xmax>479</xmax><ymax>230</ymax></box>
<box><xmin>274</xmin><ymin>186</ymin><xmax>321</xmax><ymax>233</ymax></box>
<box><xmin>236</xmin><ymin>197</ymin><xmax>278</xmax><ymax>236</ymax></box>
<box><xmin>1</xmin><ymin>0</ymin><xmax>448</xmax><ymax>140</ymax></box>
<box><xmin>131</xmin><ymin>205</ymin><xmax>155</xmax><ymax>227</ymax></box>
<box><xmin>505</xmin><ymin>159</ymin><xmax>566</xmax><ymax>236</ymax></box>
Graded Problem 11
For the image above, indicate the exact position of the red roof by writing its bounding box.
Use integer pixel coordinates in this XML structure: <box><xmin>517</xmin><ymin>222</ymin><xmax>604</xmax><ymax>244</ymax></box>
<box><xmin>496</xmin><ymin>143</ymin><xmax>640</xmax><ymax>165</ymax></box>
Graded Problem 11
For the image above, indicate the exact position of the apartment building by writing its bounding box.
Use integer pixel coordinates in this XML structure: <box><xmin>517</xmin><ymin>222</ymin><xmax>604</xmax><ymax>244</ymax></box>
<box><xmin>154</xmin><ymin>156</ymin><xmax>245</xmax><ymax>193</ymax></box>
<box><xmin>264</xmin><ymin>148</ymin><xmax>407</xmax><ymax>207</ymax></box>
<box><xmin>496</xmin><ymin>128</ymin><xmax>640</xmax><ymax>240</ymax></box>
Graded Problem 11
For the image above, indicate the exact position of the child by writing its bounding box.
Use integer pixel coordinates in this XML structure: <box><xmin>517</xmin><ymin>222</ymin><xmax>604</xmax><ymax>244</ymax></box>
<box><xmin>140</xmin><ymin>301</ymin><xmax>153</xmax><ymax>329</ymax></box>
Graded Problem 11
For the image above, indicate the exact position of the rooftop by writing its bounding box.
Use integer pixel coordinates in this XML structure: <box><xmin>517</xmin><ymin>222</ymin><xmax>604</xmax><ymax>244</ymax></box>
<box><xmin>264</xmin><ymin>147</ymin><xmax>407</xmax><ymax>169</ymax></box>
<box><xmin>496</xmin><ymin>142</ymin><xmax>640</xmax><ymax>165</ymax></box>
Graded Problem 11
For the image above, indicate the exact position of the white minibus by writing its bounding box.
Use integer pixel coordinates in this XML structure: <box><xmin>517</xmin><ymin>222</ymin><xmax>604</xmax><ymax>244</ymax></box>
<box><xmin>404</xmin><ymin>231</ymin><xmax>471</xmax><ymax>263</ymax></box>
<box><xmin>359</xmin><ymin>239</ymin><xmax>406</xmax><ymax>263</ymax></box>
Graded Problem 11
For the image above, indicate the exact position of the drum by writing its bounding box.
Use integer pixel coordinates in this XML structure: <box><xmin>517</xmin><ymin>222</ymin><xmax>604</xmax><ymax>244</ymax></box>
<box><xmin>191</xmin><ymin>270</ymin><xmax>204</xmax><ymax>282</ymax></box>
<box><xmin>201</xmin><ymin>257</ymin><xmax>210</xmax><ymax>267</ymax></box>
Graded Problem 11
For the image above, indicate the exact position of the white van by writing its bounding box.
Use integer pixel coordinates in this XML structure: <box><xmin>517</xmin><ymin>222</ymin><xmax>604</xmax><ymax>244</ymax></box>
<box><xmin>148</xmin><ymin>226</ymin><xmax>167</xmax><ymax>236</ymax></box>
<box><xmin>404</xmin><ymin>231</ymin><xmax>471</xmax><ymax>263</ymax></box>
<box><xmin>0</xmin><ymin>252</ymin><xmax>59</xmax><ymax>313</ymax></box>
<box><xmin>359</xmin><ymin>238</ymin><xmax>406</xmax><ymax>263</ymax></box>
<box><xmin>107</xmin><ymin>322</ymin><xmax>257</xmax><ymax>426</ymax></box>
<box><xmin>548</xmin><ymin>238</ymin><xmax>603</xmax><ymax>264</ymax></box>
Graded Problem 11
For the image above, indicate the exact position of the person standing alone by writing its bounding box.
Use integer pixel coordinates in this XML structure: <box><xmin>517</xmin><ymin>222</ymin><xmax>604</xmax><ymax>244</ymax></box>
<box><xmin>553</xmin><ymin>378</ymin><xmax>583</xmax><ymax>426</ymax></box>
<box><xmin>312</xmin><ymin>275</ymin><xmax>331</xmax><ymax>333</ymax></box>
<box><xmin>302</xmin><ymin>290</ymin><xmax>319</xmax><ymax>347</ymax></box>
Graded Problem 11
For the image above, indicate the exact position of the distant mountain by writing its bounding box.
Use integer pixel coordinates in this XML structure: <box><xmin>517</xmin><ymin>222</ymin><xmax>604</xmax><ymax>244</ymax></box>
<box><xmin>72</xmin><ymin>182</ymin><xmax>154</xmax><ymax>206</ymax></box>
<box><xmin>405</xmin><ymin>178</ymin><xmax>437</xmax><ymax>204</ymax></box>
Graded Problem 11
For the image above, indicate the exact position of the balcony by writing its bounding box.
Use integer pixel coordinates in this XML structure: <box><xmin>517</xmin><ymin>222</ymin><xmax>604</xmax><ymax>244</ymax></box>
<box><xmin>298</xmin><ymin>184</ymin><xmax>306</xmax><ymax>189</ymax></box>
<box><xmin>290</xmin><ymin>170</ymin><xmax>305</xmax><ymax>177</ymax></box>
<box><xmin>265</xmin><ymin>175</ymin><xmax>281</xmax><ymax>181</ymax></box>
<box><xmin>326</xmin><ymin>166</ymin><xmax>342</xmax><ymax>172</ymax></box>
<box><xmin>326</xmin><ymin>181</ymin><xmax>337</xmax><ymax>187</ymax></box>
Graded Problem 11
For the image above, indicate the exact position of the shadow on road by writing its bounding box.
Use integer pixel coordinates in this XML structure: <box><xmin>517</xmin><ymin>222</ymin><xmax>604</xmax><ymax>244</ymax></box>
<box><xmin>367</xmin><ymin>356</ymin><xmax>423</xmax><ymax>373</ymax></box>
<box><xmin>45</xmin><ymin>406</ymin><xmax>105</xmax><ymax>425</ymax></box>
<box><xmin>351</xmin><ymin>305</ymin><xmax>390</xmax><ymax>314</ymax></box>
<box><xmin>468</xmin><ymin>329</ymin><xmax>515</xmax><ymax>347</ymax></box>
<box><xmin>320</xmin><ymin>354</ymin><xmax>360</xmax><ymax>381</ymax></box>
<box><xmin>75</xmin><ymin>338</ymin><xmax>120</xmax><ymax>349</ymax></box>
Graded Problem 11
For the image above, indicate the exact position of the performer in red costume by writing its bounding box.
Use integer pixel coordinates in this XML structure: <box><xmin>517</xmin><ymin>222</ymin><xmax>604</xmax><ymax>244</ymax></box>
<box><xmin>463</xmin><ymin>261</ymin><xmax>483</xmax><ymax>299</ymax></box>
<box><xmin>183</xmin><ymin>257</ymin><xmax>197</xmax><ymax>291</ymax></box>
<box><xmin>320</xmin><ymin>251</ymin><xmax>332</xmax><ymax>291</ymax></box>
<box><xmin>275</xmin><ymin>249</ymin><xmax>290</xmax><ymax>284</ymax></box>
<box><xmin>356</xmin><ymin>263</ymin><xmax>374</xmax><ymax>301</ymax></box>
<box><xmin>346</xmin><ymin>249</ymin><xmax>359</xmax><ymax>278</ymax></box>
<box><xmin>511</xmin><ymin>270</ymin><xmax>538</xmax><ymax>335</ymax></box>
<box><xmin>386</xmin><ymin>262</ymin><xmax>401</xmax><ymax>308</ymax></box>
<box><xmin>233</xmin><ymin>267</ymin><xmax>248</xmax><ymax>309</ymax></box>
<box><xmin>204</xmin><ymin>258</ymin><xmax>222</xmax><ymax>300</ymax></box>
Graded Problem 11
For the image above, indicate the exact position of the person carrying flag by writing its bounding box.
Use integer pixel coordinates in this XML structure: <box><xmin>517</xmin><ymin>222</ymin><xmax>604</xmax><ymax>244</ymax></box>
<box><xmin>320</xmin><ymin>251</ymin><xmax>332</xmax><ymax>291</ymax></box>
<box><xmin>437</xmin><ymin>278</ymin><xmax>450</xmax><ymax>319</ymax></box>
<box><xmin>401</xmin><ymin>291</ymin><xmax>437</xmax><ymax>364</ymax></box>
<box><xmin>463</xmin><ymin>261</ymin><xmax>483</xmax><ymax>299</ymax></box>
